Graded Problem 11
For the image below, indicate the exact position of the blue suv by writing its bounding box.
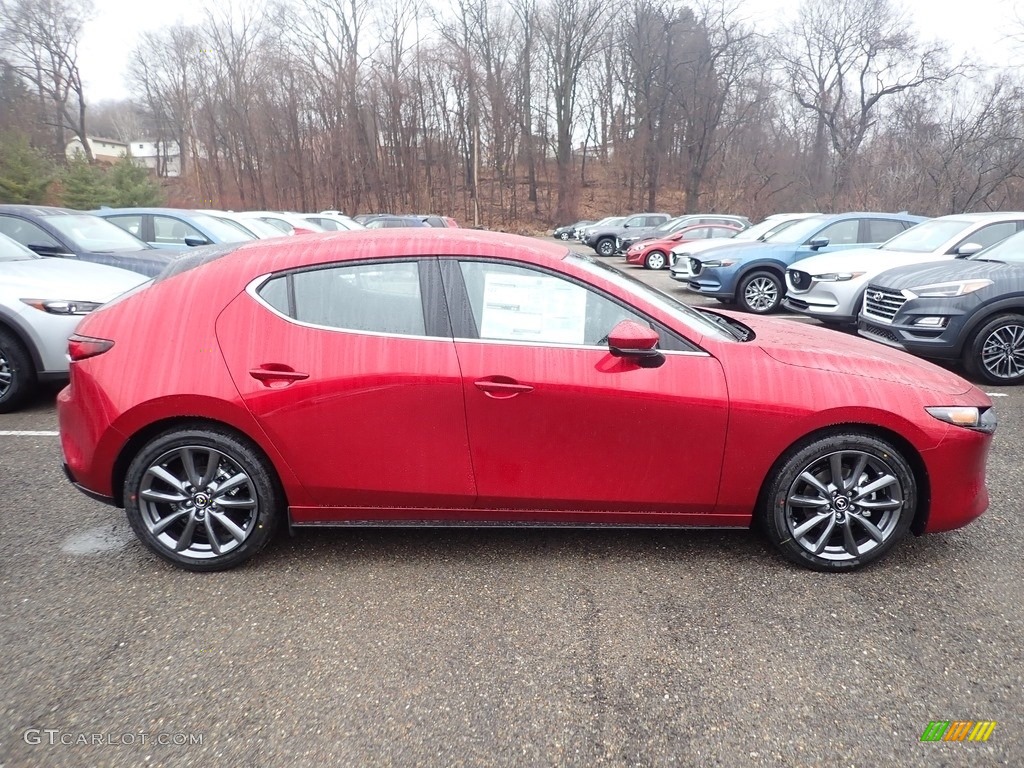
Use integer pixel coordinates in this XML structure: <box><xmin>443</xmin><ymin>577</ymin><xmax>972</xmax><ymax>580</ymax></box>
<box><xmin>686</xmin><ymin>212</ymin><xmax>928</xmax><ymax>313</ymax></box>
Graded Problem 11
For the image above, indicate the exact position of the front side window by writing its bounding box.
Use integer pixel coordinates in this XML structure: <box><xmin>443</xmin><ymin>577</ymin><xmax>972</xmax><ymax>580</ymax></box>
<box><xmin>153</xmin><ymin>215</ymin><xmax>204</xmax><ymax>245</ymax></box>
<box><xmin>457</xmin><ymin>261</ymin><xmax>647</xmax><ymax>346</ymax></box>
<box><xmin>961</xmin><ymin>222</ymin><xmax>1019</xmax><ymax>251</ymax></box>
<box><xmin>265</xmin><ymin>261</ymin><xmax>427</xmax><ymax>336</ymax></box>
<box><xmin>0</xmin><ymin>216</ymin><xmax>59</xmax><ymax>249</ymax></box>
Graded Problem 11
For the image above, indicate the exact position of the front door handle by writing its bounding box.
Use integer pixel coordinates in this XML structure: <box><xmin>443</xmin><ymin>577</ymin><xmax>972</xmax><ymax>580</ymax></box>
<box><xmin>249</xmin><ymin>365</ymin><xmax>309</xmax><ymax>386</ymax></box>
<box><xmin>474</xmin><ymin>378</ymin><xmax>534</xmax><ymax>399</ymax></box>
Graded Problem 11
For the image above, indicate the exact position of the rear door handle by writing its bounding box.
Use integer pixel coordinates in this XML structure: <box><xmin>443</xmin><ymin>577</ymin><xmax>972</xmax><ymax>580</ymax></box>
<box><xmin>249</xmin><ymin>365</ymin><xmax>309</xmax><ymax>386</ymax></box>
<box><xmin>474</xmin><ymin>379</ymin><xmax>534</xmax><ymax>398</ymax></box>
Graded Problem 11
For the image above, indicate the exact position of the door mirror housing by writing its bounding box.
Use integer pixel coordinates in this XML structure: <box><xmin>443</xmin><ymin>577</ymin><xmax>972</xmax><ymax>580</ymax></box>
<box><xmin>184</xmin><ymin>235</ymin><xmax>212</xmax><ymax>247</ymax></box>
<box><xmin>955</xmin><ymin>242</ymin><xmax>983</xmax><ymax>258</ymax></box>
<box><xmin>808</xmin><ymin>237</ymin><xmax>830</xmax><ymax>250</ymax></box>
<box><xmin>607</xmin><ymin>320</ymin><xmax>665</xmax><ymax>368</ymax></box>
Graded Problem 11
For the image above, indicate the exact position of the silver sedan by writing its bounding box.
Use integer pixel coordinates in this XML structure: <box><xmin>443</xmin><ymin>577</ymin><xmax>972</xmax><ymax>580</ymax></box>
<box><xmin>0</xmin><ymin>233</ymin><xmax>148</xmax><ymax>412</ymax></box>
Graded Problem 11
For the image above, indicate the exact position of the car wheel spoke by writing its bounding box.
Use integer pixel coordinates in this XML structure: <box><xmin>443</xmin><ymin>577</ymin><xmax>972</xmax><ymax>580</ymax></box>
<box><xmin>204</xmin><ymin>516</ymin><xmax>222</xmax><ymax>555</ymax></box>
<box><xmin>855</xmin><ymin>497</ymin><xmax>902</xmax><ymax>511</ymax></box>
<box><xmin>210</xmin><ymin>511</ymin><xmax>247</xmax><ymax>543</ymax></box>
<box><xmin>829</xmin><ymin>453</ymin><xmax>845</xmax><ymax>488</ymax></box>
<box><xmin>852</xmin><ymin>474</ymin><xmax>898</xmax><ymax>500</ymax></box>
<box><xmin>175</xmin><ymin>515</ymin><xmax>198</xmax><ymax>551</ymax></box>
<box><xmin>215</xmin><ymin>497</ymin><xmax>257</xmax><ymax>510</ymax></box>
<box><xmin>841</xmin><ymin>519</ymin><xmax>860</xmax><ymax>557</ymax></box>
<box><xmin>850</xmin><ymin>514</ymin><xmax>886</xmax><ymax>544</ymax></box>
<box><xmin>811</xmin><ymin>518</ymin><xmax>837</xmax><ymax>555</ymax></box>
<box><xmin>140</xmin><ymin>488</ymin><xmax>188</xmax><ymax>504</ymax></box>
<box><xmin>788</xmin><ymin>494</ymin><xmax>830</xmax><ymax>508</ymax></box>
<box><xmin>799</xmin><ymin>471</ymin><xmax>831</xmax><ymax>497</ymax></box>
<box><xmin>792</xmin><ymin>512</ymin><xmax>832</xmax><ymax>538</ymax></box>
<box><xmin>147</xmin><ymin>465</ymin><xmax>188</xmax><ymax>494</ymax></box>
<box><xmin>846</xmin><ymin>454</ymin><xmax>868</xmax><ymax>490</ymax></box>
<box><xmin>212</xmin><ymin>473</ymin><xmax>249</xmax><ymax>499</ymax></box>
<box><xmin>150</xmin><ymin>509</ymin><xmax>189</xmax><ymax>535</ymax></box>
<box><xmin>178</xmin><ymin>447</ymin><xmax>205</xmax><ymax>489</ymax></box>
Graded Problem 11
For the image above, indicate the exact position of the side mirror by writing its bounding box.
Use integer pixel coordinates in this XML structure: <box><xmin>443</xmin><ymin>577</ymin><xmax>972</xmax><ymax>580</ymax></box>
<box><xmin>955</xmin><ymin>242</ymin><xmax>983</xmax><ymax>258</ymax></box>
<box><xmin>184</xmin><ymin>235</ymin><xmax>211</xmax><ymax>247</ymax></box>
<box><xmin>607</xmin><ymin>320</ymin><xmax>665</xmax><ymax>368</ymax></box>
<box><xmin>808</xmin><ymin>237</ymin><xmax>830</xmax><ymax>250</ymax></box>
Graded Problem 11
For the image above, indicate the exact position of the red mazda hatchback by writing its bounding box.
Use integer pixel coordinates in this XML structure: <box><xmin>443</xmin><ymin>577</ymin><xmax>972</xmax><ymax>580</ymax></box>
<box><xmin>58</xmin><ymin>230</ymin><xmax>995</xmax><ymax>572</ymax></box>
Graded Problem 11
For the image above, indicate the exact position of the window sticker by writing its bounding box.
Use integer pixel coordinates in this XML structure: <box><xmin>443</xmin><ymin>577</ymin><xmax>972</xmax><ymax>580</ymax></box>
<box><xmin>480</xmin><ymin>272</ymin><xmax>587</xmax><ymax>343</ymax></box>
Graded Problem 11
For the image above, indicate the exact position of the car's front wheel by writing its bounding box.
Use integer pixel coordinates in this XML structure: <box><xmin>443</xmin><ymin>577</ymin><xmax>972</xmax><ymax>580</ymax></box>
<box><xmin>557</xmin><ymin>231</ymin><xmax>570</xmax><ymax>241</ymax></box>
<box><xmin>963</xmin><ymin>313</ymin><xmax>1024</xmax><ymax>385</ymax></box>
<box><xmin>761</xmin><ymin>433</ymin><xmax>916</xmax><ymax>571</ymax></box>
<box><xmin>644</xmin><ymin>250</ymin><xmax>667</xmax><ymax>270</ymax></box>
<box><xmin>0</xmin><ymin>327</ymin><xmax>35</xmax><ymax>414</ymax></box>
<box><xmin>124</xmin><ymin>426</ymin><xmax>281</xmax><ymax>571</ymax></box>
<box><xmin>595</xmin><ymin>237</ymin><xmax>616</xmax><ymax>256</ymax></box>
<box><xmin>738</xmin><ymin>271</ymin><xmax>782</xmax><ymax>313</ymax></box>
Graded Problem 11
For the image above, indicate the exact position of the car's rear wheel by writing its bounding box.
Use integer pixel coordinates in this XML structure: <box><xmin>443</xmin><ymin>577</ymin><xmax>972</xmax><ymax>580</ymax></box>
<box><xmin>644</xmin><ymin>250</ymin><xmax>667</xmax><ymax>270</ymax></box>
<box><xmin>596</xmin><ymin>237</ymin><xmax>616</xmax><ymax>256</ymax></box>
<box><xmin>0</xmin><ymin>327</ymin><xmax>35</xmax><ymax>414</ymax></box>
<box><xmin>761</xmin><ymin>433</ymin><xmax>916</xmax><ymax>571</ymax></box>
<box><xmin>124</xmin><ymin>427</ymin><xmax>280</xmax><ymax>571</ymax></box>
<box><xmin>738</xmin><ymin>271</ymin><xmax>782</xmax><ymax>313</ymax></box>
<box><xmin>963</xmin><ymin>313</ymin><xmax>1024</xmax><ymax>385</ymax></box>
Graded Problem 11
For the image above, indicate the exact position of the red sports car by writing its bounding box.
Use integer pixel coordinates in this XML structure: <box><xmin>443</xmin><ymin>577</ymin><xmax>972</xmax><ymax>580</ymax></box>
<box><xmin>625</xmin><ymin>224</ymin><xmax>742</xmax><ymax>270</ymax></box>
<box><xmin>58</xmin><ymin>230</ymin><xmax>995</xmax><ymax>572</ymax></box>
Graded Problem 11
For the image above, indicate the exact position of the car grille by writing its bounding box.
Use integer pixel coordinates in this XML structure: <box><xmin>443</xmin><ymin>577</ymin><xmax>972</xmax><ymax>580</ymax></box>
<box><xmin>862</xmin><ymin>287</ymin><xmax>907</xmax><ymax>322</ymax></box>
<box><xmin>689</xmin><ymin>258</ymin><xmax>702</xmax><ymax>276</ymax></box>
<box><xmin>859</xmin><ymin>321</ymin><xmax>902</xmax><ymax>346</ymax></box>
<box><xmin>788</xmin><ymin>269</ymin><xmax>811</xmax><ymax>291</ymax></box>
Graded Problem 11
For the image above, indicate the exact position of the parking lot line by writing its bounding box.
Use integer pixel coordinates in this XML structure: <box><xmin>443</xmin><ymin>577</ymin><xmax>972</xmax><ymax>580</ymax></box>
<box><xmin>0</xmin><ymin>430</ymin><xmax>59</xmax><ymax>436</ymax></box>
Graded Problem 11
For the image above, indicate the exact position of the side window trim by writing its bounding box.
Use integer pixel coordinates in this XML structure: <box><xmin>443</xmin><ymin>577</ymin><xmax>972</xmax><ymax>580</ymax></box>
<box><xmin>438</xmin><ymin>256</ymin><xmax>701</xmax><ymax>353</ymax></box>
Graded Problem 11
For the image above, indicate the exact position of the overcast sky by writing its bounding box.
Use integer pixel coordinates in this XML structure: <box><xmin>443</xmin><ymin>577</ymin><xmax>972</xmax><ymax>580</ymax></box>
<box><xmin>78</xmin><ymin>0</ymin><xmax>1022</xmax><ymax>103</ymax></box>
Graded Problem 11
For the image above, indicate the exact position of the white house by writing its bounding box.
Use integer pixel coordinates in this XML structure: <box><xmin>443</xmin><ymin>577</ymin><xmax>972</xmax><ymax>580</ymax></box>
<box><xmin>130</xmin><ymin>140</ymin><xmax>182</xmax><ymax>178</ymax></box>
<box><xmin>65</xmin><ymin>136</ymin><xmax>130</xmax><ymax>164</ymax></box>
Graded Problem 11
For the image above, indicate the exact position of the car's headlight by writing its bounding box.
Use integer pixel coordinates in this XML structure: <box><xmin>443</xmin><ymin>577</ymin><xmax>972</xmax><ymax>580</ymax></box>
<box><xmin>21</xmin><ymin>299</ymin><xmax>103</xmax><ymax>315</ymax></box>
<box><xmin>812</xmin><ymin>272</ymin><xmax>866</xmax><ymax>282</ymax></box>
<box><xmin>701</xmin><ymin>259</ymin><xmax>736</xmax><ymax>268</ymax></box>
<box><xmin>925</xmin><ymin>406</ymin><xmax>997</xmax><ymax>433</ymax></box>
<box><xmin>906</xmin><ymin>280</ymin><xmax>993</xmax><ymax>298</ymax></box>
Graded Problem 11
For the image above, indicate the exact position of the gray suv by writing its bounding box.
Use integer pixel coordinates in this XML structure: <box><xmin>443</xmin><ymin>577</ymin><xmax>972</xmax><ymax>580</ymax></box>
<box><xmin>582</xmin><ymin>213</ymin><xmax>671</xmax><ymax>256</ymax></box>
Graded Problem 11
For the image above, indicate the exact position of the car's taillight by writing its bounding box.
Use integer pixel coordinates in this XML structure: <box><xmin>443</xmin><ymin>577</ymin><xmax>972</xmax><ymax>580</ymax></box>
<box><xmin>68</xmin><ymin>334</ymin><xmax>114</xmax><ymax>361</ymax></box>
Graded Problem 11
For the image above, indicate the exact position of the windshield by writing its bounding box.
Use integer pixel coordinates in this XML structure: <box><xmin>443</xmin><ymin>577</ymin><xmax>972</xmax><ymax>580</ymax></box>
<box><xmin>191</xmin><ymin>213</ymin><xmax>256</xmax><ymax>243</ymax></box>
<box><xmin>47</xmin><ymin>213</ymin><xmax>149</xmax><ymax>252</ymax></box>
<box><xmin>0</xmin><ymin>232</ymin><xmax>39</xmax><ymax>261</ymax></box>
<box><xmin>970</xmin><ymin>229</ymin><xmax>1024</xmax><ymax>264</ymax></box>
<box><xmin>735</xmin><ymin>217</ymin><xmax>805</xmax><ymax>242</ymax></box>
<box><xmin>878</xmin><ymin>219</ymin><xmax>971</xmax><ymax>253</ymax></box>
<box><xmin>592</xmin><ymin>216</ymin><xmax>623</xmax><ymax>228</ymax></box>
<box><xmin>651</xmin><ymin>216</ymin><xmax>690</xmax><ymax>236</ymax></box>
<box><xmin>766</xmin><ymin>215</ymin><xmax>832</xmax><ymax>244</ymax></box>
<box><xmin>567</xmin><ymin>253</ymin><xmax>736</xmax><ymax>342</ymax></box>
<box><xmin>219</xmin><ymin>216</ymin><xmax>280</xmax><ymax>238</ymax></box>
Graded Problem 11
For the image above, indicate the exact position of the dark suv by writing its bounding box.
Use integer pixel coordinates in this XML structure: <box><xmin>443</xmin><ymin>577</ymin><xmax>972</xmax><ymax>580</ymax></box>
<box><xmin>581</xmin><ymin>213</ymin><xmax>670</xmax><ymax>256</ymax></box>
<box><xmin>858</xmin><ymin>229</ymin><xmax>1024</xmax><ymax>385</ymax></box>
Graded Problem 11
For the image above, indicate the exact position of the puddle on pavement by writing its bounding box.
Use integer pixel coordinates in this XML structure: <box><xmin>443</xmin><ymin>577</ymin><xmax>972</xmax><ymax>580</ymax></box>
<box><xmin>61</xmin><ymin>526</ymin><xmax>132</xmax><ymax>555</ymax></box>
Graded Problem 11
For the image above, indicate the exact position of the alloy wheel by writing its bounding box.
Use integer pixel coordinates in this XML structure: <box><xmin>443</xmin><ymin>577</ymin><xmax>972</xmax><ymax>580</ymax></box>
<box><xmin>138</xmin><ymin>446</ymin><xmax>260</xmax><ymax>559</ymax></box>
<box><xmin>0</xmin><ymin>349</ymin><xmax>11</xmax><ymax>399</ymax></box>
<box><xmin>980</xmin><ymin>323</ymin><xmax>1024</xmax><ymax>381</ymax></box>
<box><xmin>743</xmin><ymin>276</ymin><xmax>779</xmax><ymax>312</ymax></box>
<box><xmin>646</xmin><ymin>251</ymin><xmax>666</xmax><ymax>270</ymax></box>
<box><xmin>784</xmin><ymin>450</ymin><xmax>905</xmax><ymax>562</ymax></box>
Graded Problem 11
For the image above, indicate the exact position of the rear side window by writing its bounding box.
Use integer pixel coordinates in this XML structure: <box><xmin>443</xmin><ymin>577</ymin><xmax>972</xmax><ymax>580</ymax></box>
<box><xmin>867</xmin><ymin>219</ymin><xmax>909</xmax><ymax>243</ymax></box>
<box><xmin>262</xmin><ymin>262</ymin><xmax>427</xmax><ymax>336</ymax></box>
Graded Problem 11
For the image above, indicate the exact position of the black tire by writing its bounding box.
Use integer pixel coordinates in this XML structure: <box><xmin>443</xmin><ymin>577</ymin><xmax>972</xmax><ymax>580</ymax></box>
<box><xmin>760</xmin><ymin>433</ymin><xmax>916</xmax><ymax>572</ymax></box>
<box><xmin>124</xmin><ymin>426</ymin><xmax>281</xmax><ymax>571</ymax></box>
<box><xmin>0</xmin><ymin>326</ymin><xmax>36</xmax><ymax>414</ymax></box>
<box><xmin>737</xmin><ymin>270</ymin><xmax>783</xmax><ymax>314</ymax></box>
<box><xmin>962</xmin><ymin>313</ymin><xmax>1024</xmax><ymax>386</ymax></box>
<box><xmin>644</xmin><ymin>250</ymin><xmax>667</xmax><ymax>270</ymax></box>
<box><xmin>595</xmin><ymin>237</ymin><xmax>616</xmax><ymax>256</ymax></box>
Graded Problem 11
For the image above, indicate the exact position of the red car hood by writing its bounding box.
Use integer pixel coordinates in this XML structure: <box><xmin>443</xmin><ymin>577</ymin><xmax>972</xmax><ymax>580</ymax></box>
<box><xmin>725</xmin><ymin>312</ymin><xmax>974</xmax><ymax>396</ymax></box>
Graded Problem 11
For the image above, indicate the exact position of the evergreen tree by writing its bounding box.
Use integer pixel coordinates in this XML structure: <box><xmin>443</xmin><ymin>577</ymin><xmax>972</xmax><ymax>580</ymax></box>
<box><xmin>0</xmin><ymin>132</ymin><xmax>54</xmax><ymax>204</ymax></box>
<box><xmin>106</xmin><ymin>154</ymin><xmax>163</xmax><ymax>207</ymax></box>
<box><xmin>60</xmin><ymin>155</ymin><xmax>113</xmax><ymax>210</ymax></box>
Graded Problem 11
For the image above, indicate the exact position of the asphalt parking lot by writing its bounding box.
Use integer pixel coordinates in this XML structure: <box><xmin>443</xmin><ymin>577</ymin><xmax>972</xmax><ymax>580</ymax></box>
<box><xmin>1</xmin><ymin>242</ymin><xmax>1021</xmax><ymax>767</ymax></box>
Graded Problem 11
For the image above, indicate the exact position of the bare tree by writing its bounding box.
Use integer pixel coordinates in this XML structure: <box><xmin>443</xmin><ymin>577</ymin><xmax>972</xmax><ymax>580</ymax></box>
<box><xmin>776</xmin><ymin>0</ymin><xmax>962</xmax><ymax>201</ymax></box>
<box><xmin>0</xmin><ymin>0</ymin><xmax>93</xmax><ymax>160</ymax></box>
